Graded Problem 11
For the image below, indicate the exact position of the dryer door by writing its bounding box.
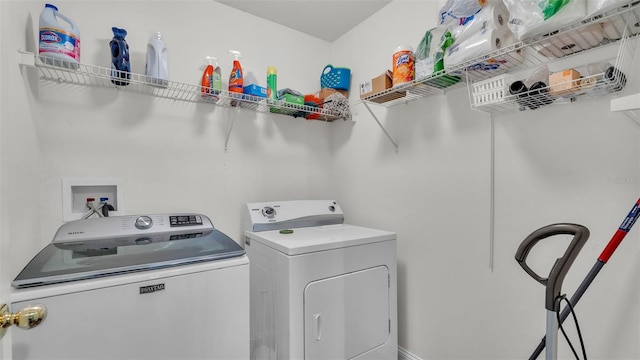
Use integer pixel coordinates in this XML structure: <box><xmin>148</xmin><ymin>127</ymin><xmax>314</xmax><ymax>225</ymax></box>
<box><xmin>304</xmin><ymin>266</ymin><xmax>390</xmax><ymax>360</ymax></box>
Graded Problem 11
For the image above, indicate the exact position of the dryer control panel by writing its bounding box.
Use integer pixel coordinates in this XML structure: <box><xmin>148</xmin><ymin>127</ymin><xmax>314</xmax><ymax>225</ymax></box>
<box><xmin>245</xmin><ymin>200</ymin><xmax>344</xmax><ymax>232</ymax></box>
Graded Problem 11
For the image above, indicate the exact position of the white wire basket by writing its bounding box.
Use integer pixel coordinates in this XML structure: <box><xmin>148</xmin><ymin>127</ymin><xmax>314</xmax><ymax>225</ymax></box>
<box><xmin>471</xmin><ymin>74</ymin><xmax>509</xmax><ymax>107</ymax></box>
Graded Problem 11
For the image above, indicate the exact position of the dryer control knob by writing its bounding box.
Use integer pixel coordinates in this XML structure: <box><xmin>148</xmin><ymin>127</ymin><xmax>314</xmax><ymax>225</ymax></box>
<box><xmin>135</xmin><ymin>216</ymin><xmax>153</xmax><ymax>229</ymax></box>
<box><xmin>262</xmin><ymin>207</ymin><xmax>276</xmax><ymax>218</ymax></box>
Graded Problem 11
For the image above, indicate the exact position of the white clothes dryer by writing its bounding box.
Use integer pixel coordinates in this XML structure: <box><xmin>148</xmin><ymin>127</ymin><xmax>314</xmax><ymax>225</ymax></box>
<box><xmin>244</xmin><ymin>200</ymin><xmax>397</xmax><ymax>360</ymax></box>
<box><xmin>10</xmin><ymin>213</ymin><xmax>249</xmax><ymax>360</ymax></box>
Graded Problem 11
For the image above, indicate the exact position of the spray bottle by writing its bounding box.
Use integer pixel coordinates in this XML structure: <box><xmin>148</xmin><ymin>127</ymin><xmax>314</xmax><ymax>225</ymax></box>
<box><xmin>201</xmin><ymin>56</ymin><xmax>214</xmax><ymax>98</ymax></box>
<box><xmin>267</xmin><ymin>66</ymin><xmax>277</xmax><ymax>101</ymax></box>
<box><xmin>212</xmin><ymin>57</ymin><xmax>222</xmax><ymax>95</ymax></box>
<box><xmin>228</xmin><ymin>50</ymin><xmax>243</xmax><ymax>94</ymax></box>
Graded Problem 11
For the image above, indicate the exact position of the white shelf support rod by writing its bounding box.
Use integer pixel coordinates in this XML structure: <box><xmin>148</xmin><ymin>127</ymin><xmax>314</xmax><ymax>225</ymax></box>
<box><xmin>224</xmin><ymin>107</ymin><xmax>239</xmax><ymax>152</ymax></box>
<box><xmin>362</xmin><ymin>101</ymin><xmax>399</xmax><ymax>154</ymax></box>
<box><xmin>489</xmin><ymin>114</ymin><xmax>495</xmax><ymax>271</ymax></box>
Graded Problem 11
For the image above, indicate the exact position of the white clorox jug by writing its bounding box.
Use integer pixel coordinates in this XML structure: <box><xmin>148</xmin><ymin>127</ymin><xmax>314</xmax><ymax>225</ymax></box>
<box><xmin>39</xmin><ymin>3</ymin><xmax>81</xmax><ymax>69</ymax></box>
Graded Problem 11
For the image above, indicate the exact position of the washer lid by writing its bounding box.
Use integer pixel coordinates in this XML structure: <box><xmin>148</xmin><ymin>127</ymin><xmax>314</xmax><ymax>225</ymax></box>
<box><xmin>13</xmin><ymin>221</ymin><xmax>244</xmax><ymax>289</ymax></box>
<box><xmin>245</xmin><ymin>224</ymin><xmax>395</xmax><ymax>255</ymax></box>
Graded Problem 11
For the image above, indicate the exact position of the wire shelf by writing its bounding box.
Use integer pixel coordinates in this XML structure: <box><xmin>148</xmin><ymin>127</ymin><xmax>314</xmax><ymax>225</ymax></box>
<box><xmin>361</xmin><ymin>1</ymin><xmax>640</xmax><ymax>112</ymax></box>
<box><xmin>360</xmin><ymin>71</ymin><xmax>467</xmax><ymax>108</ymax></box>
<box><xmin>20</xmin><ymin>52</ymin><xmax>343</xmax><ymax>122</ymax></box>
<box><xmin>469</xmin><ymin>1</ymin><xmax>639</xmax><ymax>114</ymax></box>
<box><xmin>473</xmin><ymin>69</ymin><xmax>628</xmax><ymax>114</ymax></box>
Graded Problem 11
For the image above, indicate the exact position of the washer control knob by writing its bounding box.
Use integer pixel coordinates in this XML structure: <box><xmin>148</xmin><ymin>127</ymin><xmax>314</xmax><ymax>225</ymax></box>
<box><xmin>329</xmin><ymin>205</ymin><xmax>336</xmax><ymax>212</ymax></box>
<box><xmin>262</xmin><ymin>207</ymin><xmax>276</xmax><ymax>218</ymax></box>
<box><xmin>135</xmin><ymin>216</ymin><xmax>153</xmax><ymax>229</ymax></box>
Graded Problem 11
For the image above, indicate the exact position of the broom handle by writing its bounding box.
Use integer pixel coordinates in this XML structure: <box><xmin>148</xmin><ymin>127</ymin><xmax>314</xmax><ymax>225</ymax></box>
<box><xmin>528</xmin><ymin>198</ymin><xmax>640</xmax><ymax>360</ymax></box>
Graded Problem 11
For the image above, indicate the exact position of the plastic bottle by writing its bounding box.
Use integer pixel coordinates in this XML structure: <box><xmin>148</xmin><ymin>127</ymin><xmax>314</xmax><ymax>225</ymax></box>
<box><xmin>145</xmin><ymin>32</ymin><xmax>168</xmax><ymax>88</ymax></box>
<box><xmin>110</xmin><ymin>27</ymin><xmax>130</xmax><ymax>86</ymax></box>
<box><xmin>39</xmin><ymin>3</ymin><xmax>81</xmax><ymax>69</ymax></box>
<box><xmin>228</xmin><ymin>50</ymin><xmax>244</xmax><ymax>94</ymax></box>
<box><xmin>267</xmin><ymin>66</ymin><xmax>277</xmax><ymax>101</ymax></box>
<box><xmin>201</xmin><ymin>56</ymin><xmax>214</xmax><ymax>98</ymax></box>
<box><xmin>212</xmin><ymin>58</ymin><xmax>222</xmax><ymax>95</ymax></box>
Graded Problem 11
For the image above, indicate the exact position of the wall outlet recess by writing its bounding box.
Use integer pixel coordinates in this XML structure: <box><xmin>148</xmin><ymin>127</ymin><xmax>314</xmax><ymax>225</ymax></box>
<box><xmin>62</xmin><ymin>177</ymin><xmax>124</xmax><ymax>222</ymax></box>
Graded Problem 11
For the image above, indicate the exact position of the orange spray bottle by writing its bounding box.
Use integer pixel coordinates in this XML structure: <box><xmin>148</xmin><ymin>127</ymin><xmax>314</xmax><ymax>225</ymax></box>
<box><xmin>201</xmin><ymin>56</ymin><xmax>214</xmax><ymax>98</ymax></box>
<box><xmin>228</xmin><ymin>50</ymin><xmax>243</xmax><ymax>95</ymax></box>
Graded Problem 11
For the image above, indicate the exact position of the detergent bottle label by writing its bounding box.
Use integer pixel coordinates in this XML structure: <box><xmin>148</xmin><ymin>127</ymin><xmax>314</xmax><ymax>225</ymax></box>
<box><xmin>229</xmin><ymin>69</ymin><xmax>243</xmax><ymax>92</ymax></box>
<box><xmin>39</xmin><ymin>27</ymin><xmax>81</xmax><ymax>62</ymax></box>
<box><xmin>212</xmin><ymin>73</ymin><xmax>222</xmax><ymax>93</ymax></box>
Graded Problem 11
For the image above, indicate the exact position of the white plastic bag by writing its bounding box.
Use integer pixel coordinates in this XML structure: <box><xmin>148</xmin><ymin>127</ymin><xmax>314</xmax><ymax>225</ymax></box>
<box><xmin>439</xmin><ymin>0</ymin><xmax>488</xmax><ymax>27</ymax></box>
<box><xmin>449</xmin><ymin>2</ymin><xmax>511</xmax><ymax>44</ymax></box>
<box><xmin>586</xmin><ymin>0</ymin><xmax>633</xmax><ymax>18</ymax></box>
<box><xmin>503</xmin><ymin>0</ymin><xmax>587</xmax><ymax>40</ymax></box>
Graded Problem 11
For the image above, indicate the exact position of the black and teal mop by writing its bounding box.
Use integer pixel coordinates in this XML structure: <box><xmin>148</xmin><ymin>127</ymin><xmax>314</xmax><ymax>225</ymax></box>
<box><xmin>516</xmin><ymin>223</ymin><xmax>590</xmax><ymax>360</ymax></box>
<box><xmin>524</xmin><ymin>198</ymin><xmax>640</xmax><ymax>359</ymax></box>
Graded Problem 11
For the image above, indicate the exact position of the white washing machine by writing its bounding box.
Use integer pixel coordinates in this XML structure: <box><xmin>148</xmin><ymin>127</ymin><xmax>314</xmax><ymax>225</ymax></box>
<box><xmin>9</xmin><ymin>213</ymin><xmax>249</xmax><ymax>360</ymax></box>
<box><xmin>244</xmin><ymin>200</ymin><xmax>397</xmax><ymax>360</ymax></box>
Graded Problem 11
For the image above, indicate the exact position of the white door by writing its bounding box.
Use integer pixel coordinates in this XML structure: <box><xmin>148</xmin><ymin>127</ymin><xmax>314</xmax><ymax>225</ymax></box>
<box><xmin>304</xmin><ymin>266</ymin><xmax>390</xmax><ymax>360</ymax></box>
<box><xmin>0</xmin><ymin>231</ymin><xmax>6</xmax><ymax>360</ymax></box>
<box><xmin>0</xmin><ymin>2</ymin><xmax>6</xmax><ymax>357</ymax></box>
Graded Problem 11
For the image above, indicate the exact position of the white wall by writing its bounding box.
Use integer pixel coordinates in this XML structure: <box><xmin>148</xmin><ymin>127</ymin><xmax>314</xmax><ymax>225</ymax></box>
<box><xmin>0</xmin><ymin>2</ymin><xmax>334</xmax><ymax>355</ymax></box>
<box><xmin>332</xmin><ymin>0</ymin><xmax>640</xmax><ymax>359</ymax></box>
<box><xmin>1</xmin><ymin>0</ymin><xmax>639</xmax><ymax>359</ymax></box>
<box><xmin>3</xmin><ymin>0</ymin><xmax>335</xmax><ymax>262</ymax></box>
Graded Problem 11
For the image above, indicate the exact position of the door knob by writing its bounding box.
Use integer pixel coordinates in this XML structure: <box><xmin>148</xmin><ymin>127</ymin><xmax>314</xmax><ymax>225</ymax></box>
<box><xmin>0</xmin><ymin>303</ymin><xmax>47</xmax><ymax>339</ymax></box>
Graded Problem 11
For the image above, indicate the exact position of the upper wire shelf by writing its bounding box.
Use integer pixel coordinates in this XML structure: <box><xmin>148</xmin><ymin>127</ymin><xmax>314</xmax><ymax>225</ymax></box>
<box><xmin>361</xmin><ymin>1</ymin><xmax>640</xmax><ymax>111</ymax></box>
<box><xmin>17</xmin><ymin>51</ymin><xmax>343</xmax><ymax>122</ymax></box>
<box><xmin>360</xmin><ymin>71</ymin><xmax>467</xmax><ymax>108</ymax></box>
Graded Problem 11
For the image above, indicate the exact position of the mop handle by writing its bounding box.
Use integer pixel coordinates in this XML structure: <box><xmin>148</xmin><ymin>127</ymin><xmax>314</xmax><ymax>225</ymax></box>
<box><xmin>599</xmin><ymin>198</ymin><xmax>640</xmax><ymax>262</ymax></box>
<box><xmin>515</xmin><ymin>223</ymin><xmax>590</xmax><ymax>311</ymax></box>
<box><xmin>528</xmin><ymin>198</ymin><xmax>640</xmax><ymax>360</ymax></box>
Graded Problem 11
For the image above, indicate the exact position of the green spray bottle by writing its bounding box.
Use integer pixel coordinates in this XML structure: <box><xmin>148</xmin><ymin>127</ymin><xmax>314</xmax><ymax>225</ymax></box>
<box><xmin>267</xmin><ymin>66</ymin><xmax>277</xmax><ymax>101</ymax></box>
<box><xmin>211</xmin><ymin>57</ymin><xmax>222</xmax><ymax>95</ymax></box>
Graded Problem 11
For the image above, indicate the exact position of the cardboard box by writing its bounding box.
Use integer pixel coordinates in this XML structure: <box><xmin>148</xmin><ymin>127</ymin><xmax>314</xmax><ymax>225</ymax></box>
<box><xmin>360</xmin><ymin>70</ymin><xmax>406</xmax><ymax>103</ymax></box>
<box><xmin>360</xmin><ymin>71</ymin><xmax>392</xmax><ymax>99</ymax></box>
<box><xmin>549</xmin><ymin>69</ymin><xmax>581</xmax><ymax>96</ymax></box>
<box><xmin>318</xmin><ymin>88</ymin><xmax>348</xmax><ymax>101</ymax></box>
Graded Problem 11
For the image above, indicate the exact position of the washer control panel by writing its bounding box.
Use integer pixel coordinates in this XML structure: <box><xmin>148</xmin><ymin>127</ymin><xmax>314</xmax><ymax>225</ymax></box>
<box><xmin>53</xmin><ymin>213</ymin><xmax>213</xmax><ymax>242</ymax></box>
<box><xmin>170</xmin><ymin>215</ymin><xmax>203</xmax><ymax>226</ymax></box>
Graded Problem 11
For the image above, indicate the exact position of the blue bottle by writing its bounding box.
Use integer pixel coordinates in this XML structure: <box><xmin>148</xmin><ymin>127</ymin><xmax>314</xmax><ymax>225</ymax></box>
<box><xmin>110</xmin><ymin>27</ymin><xmax>130</xmax><ymax>86</ymax></box>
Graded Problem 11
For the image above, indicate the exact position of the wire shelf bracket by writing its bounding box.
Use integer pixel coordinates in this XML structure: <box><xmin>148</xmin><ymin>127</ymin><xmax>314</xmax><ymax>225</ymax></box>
<box><xmin>362</xmin><ymin>101</ymin><xmax>399</xmax><ymax>154</ymax></box>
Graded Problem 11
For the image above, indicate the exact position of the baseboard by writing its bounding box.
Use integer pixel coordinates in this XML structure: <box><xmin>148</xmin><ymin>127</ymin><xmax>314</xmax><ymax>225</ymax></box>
<box><xmin>398</xmin><ymin>346</ymin><xmax>423</xmax><ymax>360</ymax></box>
